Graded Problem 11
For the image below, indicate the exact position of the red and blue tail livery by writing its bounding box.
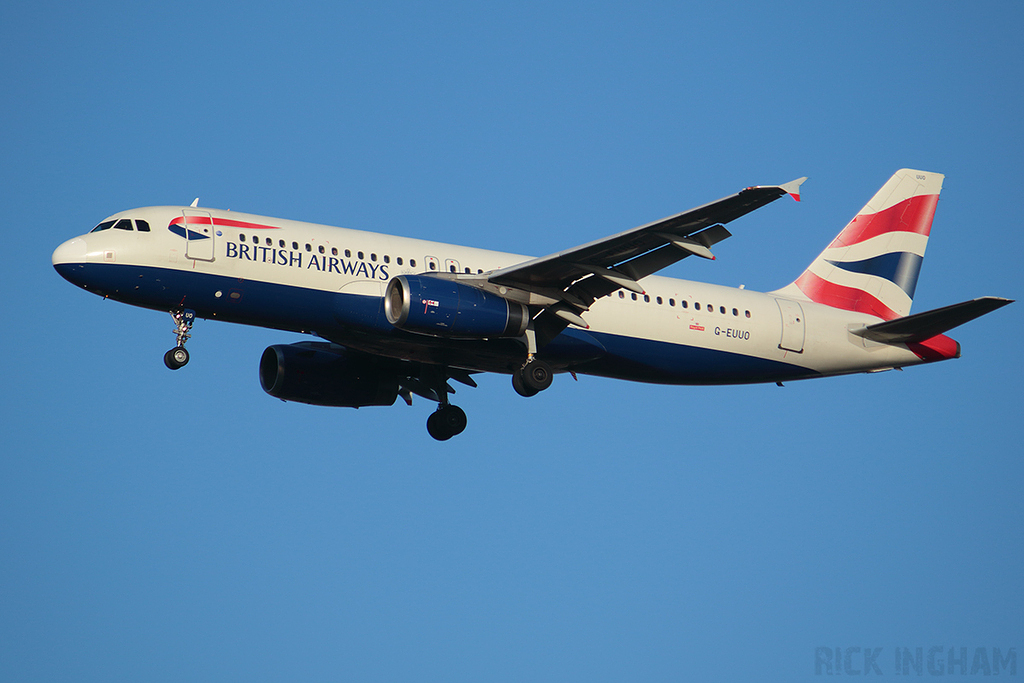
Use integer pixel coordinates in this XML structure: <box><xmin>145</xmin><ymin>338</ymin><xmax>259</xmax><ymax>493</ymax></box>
<box><xmin>53</xmin><ymin>169</ymin><xmax>1012</xmax><ymax>440</ymax></box>
<box><xmin>778</xmin><ymin>169</ymin><xmax>941</xmax><ymax>320</ymax></box>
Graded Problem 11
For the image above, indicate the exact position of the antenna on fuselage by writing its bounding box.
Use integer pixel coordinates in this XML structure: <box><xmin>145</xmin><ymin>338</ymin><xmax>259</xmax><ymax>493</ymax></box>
<box><xmin>190</xmin><ymin>198</ymin><xmax>199</xmax><ymax>207</ymax></box>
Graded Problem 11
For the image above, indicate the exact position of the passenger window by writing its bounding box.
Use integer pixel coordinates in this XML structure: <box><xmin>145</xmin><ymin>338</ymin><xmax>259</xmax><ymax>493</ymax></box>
<box><xmin>240</xmin><ymin>234</ymin><xmax>247</xmax><ymax>242</ymax></box>
<box><xmin>464</xmin><ymin>267</ymin><xmax>471</xmax><ymax>274</ymax></box>
<box><xmin>732</xmin><ymin>308</ymin><xmax>738</xmax><ymax>316</ymax></box>
<box><xmin>266</xmin><ymin>238</ymin><xmax>272</xmax><ymax>246</ymax></box>
<box><xmin>695</xmin><ymin>302</ymin><xmax>701</xmax><ymax>310</ymax></box>
<box><xmin>135</xmin><ymin>220</ymin><xmax>150</xmax><ymax>232</ymax></box>
<box><xmin>319</xmin><ymin>245</ymin><xmax>325</xmax><ymax>254</ymax></box>
<box><xmin>90</xmin><ymin>221</ymin><xmax>115</xmax><ymax>232</ymax></box>
<box><xmin>384</xmin><ymin>255</ymin><xmax>390</xmax><ymax>264</ymax></box>
<box><xmin>745</xmin><ymin>310</ymin><xmax>751</xmax><ymax>318</ymax></box>
<box><xmin>410</xmin><ymin>259</ymin><xmax>417</xmax><ymax>267</ymax></box>
<box><xmin>345</xmin><ymin>249</ymin><xmax>351</xmax><ymax>258</ymax></box>
<box><xmin>681</xmin><ymin>300</ymin><xmax>688</xmax><ymax>309</ymax></box>
<box><xmin>477</xmin><ymin>269</ymin><xmax>483</xmax><ymax>274</ymax></box>
<box><xmin>292</xmin><ymin>242</ymin><xmax>299</xmax><ymax>250</ymax></box>
<box><xmin>656</xmin><ymin>296</ymin><xmax>663</xmax><ymax>305</ymax></box>
<box><xmin>280</xmin><ymin>240</ymin><xmax>286</xmax><ymax>248</ymax></box>
<box><xmin>429</xmin><ymin>261</ymin><xmax>436</xmax><ymax>270</ymax></box>
<box><xmin>358</xmin><ymin>251</ymin><xmax>364</xmax><ymax>260</ymax></box>
<box><xmin>331</xmin><ymin>247</ymin><xmax>337</xmax><ymax>255</ymax></box>
<box><xmin>643</xmin><ymin>294</ymin><xmax>650</xmax><ymax>303</ymax></box>
<box><xmin>669</xmin><ymin>298</ymin><xmax>675</xmax><ymax>306</ymax></box>
<box><xmin>631</xmin><ymin>293</ymin><xmax>637</xmax><ymax>301</ymax></box>
<box><xmin>618</xmin><ymin>291</ymin><xmax>625</xmax><ymax>299</ymax></box>
<box><xmin>113</xmin><ymin>219</ymin><xmax>133</xmax><ymax>230</ymax></box>
<box><xmin>371</xmin><ymin>253</ymin><xmax>377</xmax><ymax>261</ymax></box>
<box><xmin>720</xmin><ymin>306</ymin><xmax>726</xmax><ymax>314</ymax></box>
<box><xmin>449</xmin><ymin>264</ymin><xmax>456</xmax><ymax>273</ymax></box>
<box><xmin>397</xmin><ymin>257</ymin><xmax>403</xmax><ymax>265</ymax></box>
<box><xmin>305</xmin><ymin>244</ymin><xmax>311</xmax><ymax>252</ymax></box>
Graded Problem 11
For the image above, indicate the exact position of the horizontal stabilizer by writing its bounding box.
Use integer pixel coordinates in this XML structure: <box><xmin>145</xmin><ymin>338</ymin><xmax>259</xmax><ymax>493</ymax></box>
<box><xmin>852</xmin><ymin>297</ymin><xmax>1013</xmax><ymax>344</ymax></box>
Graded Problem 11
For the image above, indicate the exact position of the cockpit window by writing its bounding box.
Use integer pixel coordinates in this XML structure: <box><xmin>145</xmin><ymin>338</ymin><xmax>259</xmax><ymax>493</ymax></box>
<box><xmin>90</xmin><ymin>218</ymin><xmax>148</xmax><ymax>232</ymax></box>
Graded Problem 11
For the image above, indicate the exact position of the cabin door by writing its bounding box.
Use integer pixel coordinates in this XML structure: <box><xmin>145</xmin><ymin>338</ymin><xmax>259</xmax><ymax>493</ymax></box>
<box><xmin>776</xmin><ymin>298</ymin><xmax>805</xmax><ymax>353</ymax></box>
<box><xmin>183</xmin><ymin>210</ymin><xmax>215</xmax><ymax>261</ymax></box>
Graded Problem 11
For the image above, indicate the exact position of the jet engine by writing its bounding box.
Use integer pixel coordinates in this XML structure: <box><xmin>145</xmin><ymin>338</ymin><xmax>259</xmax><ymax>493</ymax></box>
<box><xmin>384</xmin><ymin>275</ymin><xmax>529</xmax><ymax>339</ymax></box>
<box><xmin>259</xmin><ymin>342</ymin><xmax>398</xmax><ymax>407</ymax></box>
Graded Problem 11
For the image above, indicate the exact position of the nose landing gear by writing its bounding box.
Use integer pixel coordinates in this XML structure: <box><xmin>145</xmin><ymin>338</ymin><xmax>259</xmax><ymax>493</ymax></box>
<box><xmin>163</xmin><ymin>308</ymin><xmax>195</xmax><ymax>370</ymax></box>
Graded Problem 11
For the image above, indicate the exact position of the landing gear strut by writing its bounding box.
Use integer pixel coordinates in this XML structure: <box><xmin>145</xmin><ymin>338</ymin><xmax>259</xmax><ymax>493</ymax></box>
<box><xmin>512</xmin><ymin>358</ymin><xmax>553</xmax><ymax>397</ymax></box>
<box><xmin>164</xmin><ymin>308</ymin><xmax>195</xmax><ymax>370</ymax></box>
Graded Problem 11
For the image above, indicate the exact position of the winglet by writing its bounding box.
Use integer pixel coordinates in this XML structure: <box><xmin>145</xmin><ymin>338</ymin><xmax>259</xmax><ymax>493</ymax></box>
<box><xmin>746</xmin><ymin>177</ymin><xmax>807</xmax><ymax>202</ymax></box>
<box><xmin>779</xmin><ymin>177</ymin><xmax>807</xmax><ymax>202</ymax></box>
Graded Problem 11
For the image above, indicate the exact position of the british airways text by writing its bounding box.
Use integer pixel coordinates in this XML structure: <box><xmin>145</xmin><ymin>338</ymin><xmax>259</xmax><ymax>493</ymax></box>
<box><xmin>224</xmin><ymin>241</ymin><xmax>390</xmax><ymax>280</ymax></box>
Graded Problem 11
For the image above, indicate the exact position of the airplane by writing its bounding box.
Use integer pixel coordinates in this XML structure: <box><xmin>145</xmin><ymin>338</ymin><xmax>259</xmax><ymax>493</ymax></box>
<box><xmin>52</xmin><ymin>169</ymin><xmax>1012</xmax><ymax>440</ymax></box>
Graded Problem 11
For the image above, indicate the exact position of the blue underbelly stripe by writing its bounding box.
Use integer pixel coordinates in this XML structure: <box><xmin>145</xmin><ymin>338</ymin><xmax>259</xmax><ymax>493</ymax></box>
<box><xmin>55</xmin><ymin>262</ymin><xmax>816</xmax><ymax>385</ymax></box>
<box><xmin>575</xmin><ymin>330</ymin><xmax>815</xmax><ymax>384</ymax></box>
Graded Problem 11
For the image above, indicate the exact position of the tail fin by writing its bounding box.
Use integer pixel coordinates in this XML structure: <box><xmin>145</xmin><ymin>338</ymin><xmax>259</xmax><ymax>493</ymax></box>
<box><xmin>774</xmin><ymin>169</ymin><xmax>944</xmax><ymax>320</ymax></box>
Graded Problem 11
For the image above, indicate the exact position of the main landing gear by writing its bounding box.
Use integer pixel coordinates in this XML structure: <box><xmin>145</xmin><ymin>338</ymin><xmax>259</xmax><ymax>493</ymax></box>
<box><xmin>512</xmin><ymin>358</ymin><xmax>553</xmax><ymax>397</ymax></box>
<box><xmin>424</xmin><ymin>366</ymin><xmax>468</xmax><ymax>441</ymax></box>
<box><xmin>427</xmin><ymin>403</ymin><xmax>467</xmax><ymax>441</ymax></box>
<box><xmin>511</xmin><ymin>326</ymin><xmax>554</xmax><ymax>397</ymax></box>
<box><xmin>163</xmin><ymin>308</ymin><xmax>195</xmax><ymax>370</ymax></box>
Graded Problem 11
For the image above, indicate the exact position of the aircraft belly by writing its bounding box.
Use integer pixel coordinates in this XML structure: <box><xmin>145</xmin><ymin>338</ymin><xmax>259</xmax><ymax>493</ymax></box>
<box><xmin>575</xmin><ymin>331</ymin><xmax>817</xmax><ymax>384</ymax></box>
<box><xmin>62</xmin><ymin>262</ymin><xmax>897</xmax><ymax>384</ymax></box>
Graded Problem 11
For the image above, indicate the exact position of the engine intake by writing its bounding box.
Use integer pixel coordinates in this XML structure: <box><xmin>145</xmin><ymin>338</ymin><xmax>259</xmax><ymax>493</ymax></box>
<box><xmin>259</xmin><ymin>342</ymin><xmax>398</xmax><ymax>407</ymax></box>
<box><xmin>384</xmin><ymin>275</ymin><xmax>529</xmax><ymax>339</ymax></box>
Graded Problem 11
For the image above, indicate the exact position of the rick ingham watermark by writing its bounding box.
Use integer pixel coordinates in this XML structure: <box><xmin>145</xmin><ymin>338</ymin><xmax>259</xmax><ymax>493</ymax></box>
<box><xmin>815</xmin><ymin>646</ymin><xmax>1016</xmax><ymax>676</ymax></box>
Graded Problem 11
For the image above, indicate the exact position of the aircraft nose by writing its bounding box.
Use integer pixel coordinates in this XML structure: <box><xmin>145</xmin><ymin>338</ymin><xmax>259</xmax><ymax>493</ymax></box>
<box><xmin>52</xmin><ymin>237</ymin><xmax>87</xmax><ymax>266</ymax></box>
<box><xmin>52</xmin><ymin>237</ymin><xmax>89</xmax><ymax>285</ymax></box>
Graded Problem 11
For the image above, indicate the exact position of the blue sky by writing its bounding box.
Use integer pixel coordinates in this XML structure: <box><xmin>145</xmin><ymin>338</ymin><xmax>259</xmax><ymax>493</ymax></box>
<box><xmin>2</xmin><ymin>2</ymin><xmax>1021</xmax><ymax>681</ymax></box>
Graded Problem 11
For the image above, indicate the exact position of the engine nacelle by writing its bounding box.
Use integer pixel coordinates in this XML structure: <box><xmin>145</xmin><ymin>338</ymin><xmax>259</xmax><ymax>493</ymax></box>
<box><xmin>384</xmin><ymin>275</ymin><xmax>529</xmax><ymax>339</ymax></box>
<box><xmin>259</xmin><ymin>342</ymin><xmax>398</xmax><ymax>407</ymax></box>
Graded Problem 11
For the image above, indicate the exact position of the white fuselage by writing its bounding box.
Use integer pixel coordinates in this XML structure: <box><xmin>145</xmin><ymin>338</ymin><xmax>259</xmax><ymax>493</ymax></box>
<box><xmin>52</xmin><ymin>205</ymin><xmax>934</xmax><ymax>384</ymax></box>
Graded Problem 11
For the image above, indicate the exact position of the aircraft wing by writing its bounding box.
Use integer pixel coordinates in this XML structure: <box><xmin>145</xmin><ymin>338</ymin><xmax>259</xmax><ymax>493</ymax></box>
<box><xmin>481</xmin><ymin>177</ymin><xmax>805</xmax><ymax>333</ymax></box>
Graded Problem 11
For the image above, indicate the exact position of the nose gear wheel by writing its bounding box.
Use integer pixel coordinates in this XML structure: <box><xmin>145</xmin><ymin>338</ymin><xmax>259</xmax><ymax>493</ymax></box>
<box><xmin>164</xmin><ymin>346</ymin><xmax>190</xmax><ymax>370</ymax></box>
